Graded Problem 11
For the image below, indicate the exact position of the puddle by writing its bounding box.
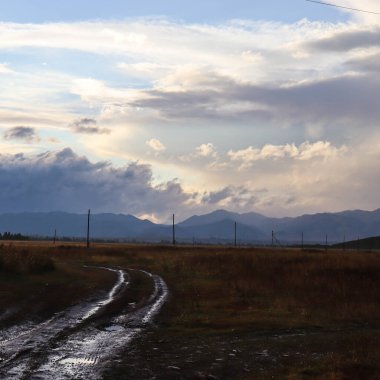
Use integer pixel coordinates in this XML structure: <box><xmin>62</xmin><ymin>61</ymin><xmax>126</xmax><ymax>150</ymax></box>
<box><xmin>0</xmin><ymin>268</ymin><xmax>168</xmax><ymax>380</ymax></box>
<box><xmin>82</xmin><ymin>268</ymin><xmax>127</xmax><ymax>320</ymax></box>
<box><xmin>142</xmin><ymin>275</ymin><xmax>168</xmax><ymax>324</ymax></box>
<box><xmin>40</xmin><ymin>270</ymin><xmax>168</xmax><ymax>378</ymax></box>
<box><xmin>104</xmin><ymin>325</ymin><xmax>125</xmax><ymax>332</ymax></box>
<box><xmin>60</xmin><ymin>357</ymin><xmax>97</xmax><ymax>365</ymax></box>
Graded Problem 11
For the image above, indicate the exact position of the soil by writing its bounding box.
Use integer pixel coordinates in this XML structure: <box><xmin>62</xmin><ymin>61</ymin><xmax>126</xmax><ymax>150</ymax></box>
<box><xmin>104</xmin><ymin>326</ymin><xmax>380</xmax><ymax>379</ymax></box>
<box><xmin>0</xmin><ymin>267</ymin><xmax>168</xmax><ymax>380</ymax></box>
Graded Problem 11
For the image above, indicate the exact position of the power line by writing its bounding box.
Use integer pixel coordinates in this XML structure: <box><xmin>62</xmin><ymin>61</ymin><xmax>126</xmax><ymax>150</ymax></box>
<box><xmin>305</xmin><ymin>0</ymin><xmax>380</xmax><ymax>15</ymax></box>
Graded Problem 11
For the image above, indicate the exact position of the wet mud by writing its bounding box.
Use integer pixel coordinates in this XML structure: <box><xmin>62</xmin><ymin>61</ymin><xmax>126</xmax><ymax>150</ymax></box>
<box><xmin>0</xmin><ymin>267</ymin><xmax>168</xmax><ymax>379</ymax></box>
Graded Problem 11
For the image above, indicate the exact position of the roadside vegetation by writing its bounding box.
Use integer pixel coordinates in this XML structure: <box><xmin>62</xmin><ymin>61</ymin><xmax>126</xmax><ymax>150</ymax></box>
<box><xmin>1</xmin><ymin>242</ymin><xmax>380</xmax><ymax>378</ymax></box>
<box><xmin>0</xmin><ymin>244</ymin><xmax>54</xmax><ymax>274</ymax></box>
<box><xmin>0</xmin><ymin>243</ymin><xmax>115</xmax><ymax>327</ymax></box>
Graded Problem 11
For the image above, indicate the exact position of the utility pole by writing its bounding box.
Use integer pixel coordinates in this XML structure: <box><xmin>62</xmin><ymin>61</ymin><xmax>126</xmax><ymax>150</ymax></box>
<box><xmin>301</xmin><ymin>231</ymin><xmax>304</xmax><ymax>250</ymax></box>
<box><xmin>272</xmin><ymin>230</ymin><xmax>274</xmax><ymax>247</ymax></box>
<box><xmin>53</xmin><ymin>229</ymin><xmax>57</xmax><ymax>245</ymax></box>
<box><xmin>325</xmin><ymin>234</ymin><xmax>328</xmax><ymax>251</ymax></box>
<box><xmin>87</xmin><ymin>209</ymin><xmax>91</xmax><ymax>249</ymax></box>
<box><xmin>234</xmin><ymin>222</ymin><xmax>237</xmax><ymax>247</ymax></box>
<box><xmin>172</xmin><ymin>214</ymin><xmax>175</xmax><ymax>245</ymax></box>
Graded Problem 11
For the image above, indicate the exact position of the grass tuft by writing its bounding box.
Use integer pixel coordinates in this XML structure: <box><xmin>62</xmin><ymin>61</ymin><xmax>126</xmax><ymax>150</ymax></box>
<box><xmin>0</xmin><ymin>244</ymin><xmax>55</xmax><ymax>274</ymax></box>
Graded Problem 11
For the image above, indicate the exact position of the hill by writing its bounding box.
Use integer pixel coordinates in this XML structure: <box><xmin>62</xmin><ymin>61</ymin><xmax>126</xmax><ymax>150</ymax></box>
<box><xmin>1</xmin><ymin>208</ymin><xmax>380</xmax><ymax>243</ymax></box>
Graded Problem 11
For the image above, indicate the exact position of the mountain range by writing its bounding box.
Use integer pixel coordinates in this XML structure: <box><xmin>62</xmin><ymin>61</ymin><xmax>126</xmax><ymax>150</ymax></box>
<box><xmin>1</xmin><ymin>209</ymin><xmax>380</xmax><ymax>244</ymax></box>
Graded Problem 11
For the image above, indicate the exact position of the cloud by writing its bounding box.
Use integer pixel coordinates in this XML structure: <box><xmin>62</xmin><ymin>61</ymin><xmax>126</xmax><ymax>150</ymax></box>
<box><xmin>1</xmin><ymin>18</ymin><xmax>376</xmax><ymax>134</ymax></box>
<box><xmin>3</xmin><ymin>126</ymin><xmax>39</xmax><ymax>142</ymax></box>
<box><xmin>0</xmin><ymin>148</ymin><xmax>285</xmax><ymax>221</ymax></box>
<box><xmin>228</xmin><ymin>141</ymin><xmax>346</xmax><ymax>169</ymax></box>
<box><xmin>346</xmin><ymin>51</ymin><xmax>380</xmax><ymax>72</ymax></box>
<box><xmin>0</xmin><ymin>142</ymin><xmax>378</xmax><ymax>221</ymax></box>
<box><xmin>128</xmin><ymin>68</ymin><xmax>380</xmax><ymax>130</ymax></box>
<box><xmin>146</xmin><ymin>138</ymin><xmax>166</xmax><ymax>152</ymax></box>
<box><xmin>201</xmin><ymin>186</ymin><xmax>259</xmax><ymax>209</ymax></box>
<box><xmin>337</xmin><ymin>0</ymin><xmax>380</xmax><ymax>24</ymax></box>
<box><xmin>0</xmin><ymin>18</ymin><xmax>380</xmax><ymax>219</ymax></box>
<box><xmin>178</xmin><ymin>143</ymin><xmax>221</xmax><ymax>169</ymax></box>
<box><xmin>0</xmin><ymin>19</ymin><xmax>348</xmax><ymax>87</ymax></box>
<box><xmin>196</xmin><ymin>143</ymin><xmax>217</xmax><ymax>158</ymax></box>
<box><xmin>297</xmin><ymin>141</ymin><xmax>346</xmax><ymax>160</ymax></box>
<box><xmin>306</xmin><ymin>28</ymin><xmax>380</xmax><ymax>52</ymax></box>
<box><xmin>0</xmin><ymin>63</ymin><xmax>13</xmax><ymax>74</ymax></box>
<box><xmin>0</xmin><ymin>148</ymin><xmax>190</xmax><ymax>219</ymax></box>
<box><xmin>70</xmin><ymin>118</ymin><xmax>110</xmax><ymax>134</ymax></box>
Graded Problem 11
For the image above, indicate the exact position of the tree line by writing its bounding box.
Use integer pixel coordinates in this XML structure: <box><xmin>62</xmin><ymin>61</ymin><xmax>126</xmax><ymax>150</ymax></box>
<box><xmin>0</xmin><ymin>232</ymin><xmax>29</xmax><ymax>241</ymax></box>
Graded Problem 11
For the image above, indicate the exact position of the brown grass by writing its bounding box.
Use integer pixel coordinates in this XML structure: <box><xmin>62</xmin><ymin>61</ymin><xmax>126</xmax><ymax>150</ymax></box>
<box><xmin>0</xmin><ymin>243</ymin><xmax>55</xmax><ymax>274</ymax></box>
<box><xmin>0</xmin><ymin>242</ymin><xmax>116</xmax><ymax>326</ymax></box>
<box><xmin>2</xmin><ymin>243</ymin><xmax>380</xmax><ymax>330</ymax></box>
<box><xmin>2</xmin><ymin>242</ymin><xmax>380</xmax><ymax>378</ymax></box>
<box><xmin>87</xmin><ymin>245</ymin><xmax>380</xmax><ymax>331</ymax></box>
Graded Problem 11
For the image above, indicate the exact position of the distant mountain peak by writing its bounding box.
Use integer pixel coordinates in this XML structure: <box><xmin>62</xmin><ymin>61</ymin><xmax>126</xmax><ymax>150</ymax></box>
<box><xmin>0</xmin><ymin>208</ymin><xmax>380</xmax><ymax>243</ymax></box>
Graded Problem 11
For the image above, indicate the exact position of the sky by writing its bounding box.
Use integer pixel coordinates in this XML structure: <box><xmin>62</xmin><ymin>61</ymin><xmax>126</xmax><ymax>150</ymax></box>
<box><xmin>1</xmin><ymin>0</ymin><xmax>380</xmax><ymax>222</ymax></box>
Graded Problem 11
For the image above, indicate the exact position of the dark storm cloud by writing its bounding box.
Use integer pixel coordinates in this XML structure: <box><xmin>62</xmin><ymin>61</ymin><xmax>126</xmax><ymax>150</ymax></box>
<box><xmin>70</xmin><ymin>118</ymin><xmax>110</xmax><ymax>134</ymax></box>
<box><xmin>3</xmin><ymin>126</ymin><xmax>39</xmax><ymax>142</ymax></box>
<box><xmin>0</xmin><ymin>148</ymin><xmax>267</xmax><ymax>220</ymax></box>
<box><xmin>0</xmin><ymin>148</ymin><xmax>191</xmax><ymax>217</ymax></box>
<box><xmin>306</xmin><ymin>28</ymin><xmax>380</xmax><ymax>52</ymax></box>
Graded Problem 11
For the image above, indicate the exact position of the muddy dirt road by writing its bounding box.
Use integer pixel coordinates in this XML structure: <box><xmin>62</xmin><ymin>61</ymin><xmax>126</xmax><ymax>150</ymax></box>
<box><xmin>0</xmin><ymin>267</ymin><xmax>168</xmax><ymax>379</ymax></box>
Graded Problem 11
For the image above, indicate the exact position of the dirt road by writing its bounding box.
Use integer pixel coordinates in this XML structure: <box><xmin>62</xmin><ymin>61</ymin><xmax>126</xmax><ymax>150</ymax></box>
<box><xmin>0</xmin><ymin>267</ymin><xmax>168</xmax><ymax>379</ymax></box>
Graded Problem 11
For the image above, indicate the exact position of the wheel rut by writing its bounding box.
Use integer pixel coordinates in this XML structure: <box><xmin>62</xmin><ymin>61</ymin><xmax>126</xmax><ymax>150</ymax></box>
<box><xmin>0</xmin><ymin>267</ymin><xmax>169</xmax><ymax>380</ymax></box>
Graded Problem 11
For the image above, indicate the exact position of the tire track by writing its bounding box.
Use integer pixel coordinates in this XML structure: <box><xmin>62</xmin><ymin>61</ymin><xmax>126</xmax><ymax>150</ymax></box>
<box><xmin>0</xmin><ymin>268</ymin><xmax>168</xmax><ymax>380</ymax></box>
<box><xmin>33</xmin><ymin>270</ymin><xmax>168</xmax><ymax>379</ymax></box>
<box><xmin>0</xmin><ymin>267</ymin><xmax>128</xmax><ymax>379</ymax></box>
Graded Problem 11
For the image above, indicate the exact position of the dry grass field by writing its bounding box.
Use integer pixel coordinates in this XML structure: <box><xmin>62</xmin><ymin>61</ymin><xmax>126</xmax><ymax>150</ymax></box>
<box><xmin>1</xmin><ymin>242</ymin><xmax>380</xmax><ymax>379</ymax></box>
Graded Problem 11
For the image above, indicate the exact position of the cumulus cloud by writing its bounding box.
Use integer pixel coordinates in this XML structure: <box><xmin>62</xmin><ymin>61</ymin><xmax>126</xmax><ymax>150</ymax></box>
<box><xmin>228</xmin><ymin>141</ymin><xmax>346</xmax><ymax>169</ymax></box>
<box><xmin>0</xmin><ymin>142</ymin><xmax>378</xmax><ymax>220</ymax></box>
<box><xmin>0</xmin><ymin>17</ymin><xmax>380</xmax><ymax>218</ymax></box>
<box><xmin>0</xmin><ymin>148</ymin><xmax>301</xmax><ymax>220</ymax></box>
<box><xmin>196</xmin><ymin>143</ymin><xmax>217</xmax><ymax>158</ymax></box>
<box><xmin>178</xmin><ymin>143</ymin><xmax>222</xmax><ymax>169</ymax></box>
<box><xmin>70</xmin><ymin>118</ymin><xmax>110</xmax><ymax>134</ymax></box>
<box><xmin>0</xmin><ymin>148</ymin><xmax>189</xmax><ymax>218</ymax></box>
<box><xmin>146</xmin><ymin>138</ymin><xmax>166</xmax><ymax>152</ymax></box>
<box><xmin>3</xmin><ymin>126</ymin><xmax>39</xmax><ymax>142</ymax></box>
